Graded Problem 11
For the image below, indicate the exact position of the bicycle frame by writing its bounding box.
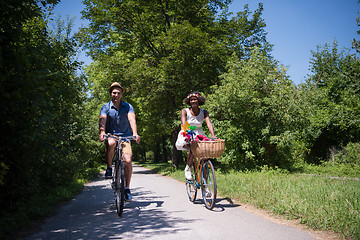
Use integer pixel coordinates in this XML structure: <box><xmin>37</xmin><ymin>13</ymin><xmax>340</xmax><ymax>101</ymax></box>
<box><xmin>104</xmin><ymin>134</ymin><xmax>135</xmax><ymax>216</ymax></box>
<box><xmin>113</xmin><ymin>139</ymin><xmax>124</xmax><ymax>187</ymax></box>
<box><xmin>191</xmin><ymin>153</ymin><xmax>203</xmax><ymax>188</ymax></box>
<box><xmin>186</xmin><ymin>148</ymin><xmax>217</xmax><ymax>210</ymax></box>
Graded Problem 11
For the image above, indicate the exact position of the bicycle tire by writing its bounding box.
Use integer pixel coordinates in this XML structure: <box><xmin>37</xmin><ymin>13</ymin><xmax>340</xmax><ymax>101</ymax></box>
<box><xmin>201</xmin><ymin>159</ymin><xmax>217</xmax><ymax>210</ymax></box>
<box><xmin>114</xmin><ymin>160</ymin><xmax>125</xmax><ymax>216</ymax></box>
<box><xmin>185</xmin><ymin>162</ymin><xmax>197</xmax><ymax>202</ymax></box>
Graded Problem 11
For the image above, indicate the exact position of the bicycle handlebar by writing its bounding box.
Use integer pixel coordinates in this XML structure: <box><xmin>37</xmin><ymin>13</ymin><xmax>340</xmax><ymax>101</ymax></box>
<box><xmin>103</xmin><ymin>134</ymin><xmax>136</xmax><ymax>141</ymax></box>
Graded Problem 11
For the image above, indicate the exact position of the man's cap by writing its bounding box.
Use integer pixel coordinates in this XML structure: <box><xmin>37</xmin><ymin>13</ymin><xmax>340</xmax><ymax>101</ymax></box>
<box><xmin>108</xmin><ymin>82</ymin><xmax>125</xmax><ymax>94</ymax></box>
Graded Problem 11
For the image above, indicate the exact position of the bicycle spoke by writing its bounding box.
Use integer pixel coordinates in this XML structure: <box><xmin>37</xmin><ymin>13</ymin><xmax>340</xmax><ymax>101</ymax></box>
<box><xmin>114</xmin><ymin>161</ymin><xmax>125</xmax><ymax>216</ymax></box>
<box><xmin>185</xmin><ymin>163</ymin><xmax>197</xmax><ymax>202</ymax></box>
<box><xmin>201</xmin><ymin>160</ymin><xmax>217</xmax><ymax>210</ymax></box>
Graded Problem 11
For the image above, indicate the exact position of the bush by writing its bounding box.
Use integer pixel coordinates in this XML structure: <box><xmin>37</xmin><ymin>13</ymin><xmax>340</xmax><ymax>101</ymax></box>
<box><xmin>333</xmin><ymin>142</ymin><xmax>360</xmax><ymax>166</ymax></box>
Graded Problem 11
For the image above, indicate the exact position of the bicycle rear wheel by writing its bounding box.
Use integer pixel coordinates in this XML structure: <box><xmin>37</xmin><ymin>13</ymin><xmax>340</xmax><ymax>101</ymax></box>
<box><xmin>185</xmin><ymin>162</ymin><xmax>197</xmax><ymax>202</ymax></box>
<box><xmin>114</xmin><ymin>161</ymin><xmax>125</xmax><ymax>216</ymax></box>
<box><xmin>201</xmin><ymin>160</ymin><xmax>217</xmax><ymax>210</ymax></box>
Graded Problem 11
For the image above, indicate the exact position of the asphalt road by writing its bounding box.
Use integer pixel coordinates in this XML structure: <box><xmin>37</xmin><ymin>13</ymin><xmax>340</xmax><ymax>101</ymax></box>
<box><xmin>24</xmin><ymin>165</ymin><xmax>320</xmax><ymax>240</ymax></box>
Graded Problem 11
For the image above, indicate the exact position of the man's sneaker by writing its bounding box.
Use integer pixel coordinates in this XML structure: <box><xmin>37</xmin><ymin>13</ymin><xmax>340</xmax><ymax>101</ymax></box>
<box><xmin>184</xmin><ymin>165</ymin><xmax>193</xmax><ymax>180</ymax></box>
<box><xmin>105</xmin><ymin>167</ymin><xmax>112</xmax><ymax>179</ymax></box>
<box><xmin>125</xmin><ymin>188</ymin><xmax>132</xmax><ymax>202</ymax></box>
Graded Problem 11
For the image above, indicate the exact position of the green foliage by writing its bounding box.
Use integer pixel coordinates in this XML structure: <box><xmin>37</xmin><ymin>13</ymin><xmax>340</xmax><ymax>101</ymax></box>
<box><xmin>207</xmin><ymin>48</ymin><xmax>299</xmax><ymax>170</ymax></box>
<box><xmin>333</xmin><ymin>142</ymin><xmax>360</xmax><ymax>166</ymax></box>
<box><xmin>301</xmin><ymin>42</ymin><xmax>360</xmax><ymax>162</ymax></box>
<box><xmin>0</xmin><ymin>1</ymin><xmax>101</xmax><ymax>237</ymax></box>
<box><xmin>1</xmin><ymin>179</ymin><xmax>83</xmax><ymax>239</ymax></box>
<box><xmin>352</xmin><ymin>1</ymin><xmax>360</xmax><ymax>52</ymax></box>
<box><xmin>206</xmin><ymin>41</ymin><xmax>360</xmax><ymax>170</ymax></box>
<box><xmin>1</xmin><ymin>0</ymin><xmax>358</xmax><ymax>238</ymax></box>
<box><xmin>79</xmin><ymin>0</ymin><xmax>269</xmax><ymax>166</ymax></box>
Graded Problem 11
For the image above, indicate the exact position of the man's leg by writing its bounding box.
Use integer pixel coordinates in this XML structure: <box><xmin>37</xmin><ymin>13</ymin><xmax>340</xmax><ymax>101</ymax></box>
<box><xmin>105</xmin><ymin>138</ymin><xmax>116</xmax><ymax>178</ymax></box>
<box><xmin>105</xmin><ymin>138</ymin><xmax>117</xmax><ymax>166</ymax></box>
<box><xmin>123</xmin><ymin>153</ymin><xmax>132</xmax><ymax>188</ymax></box>
<box><xmin>122</xmin><ymin>142</ymin><xmax>133</xmax><ymax>201</ymax></box>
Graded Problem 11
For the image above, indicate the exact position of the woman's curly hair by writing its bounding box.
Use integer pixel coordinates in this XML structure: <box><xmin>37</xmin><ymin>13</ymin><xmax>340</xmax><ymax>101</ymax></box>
<box><xmin>184</xmin><ymin>91</ymin><xmax>206</xmax><ymax>105</ymax></box>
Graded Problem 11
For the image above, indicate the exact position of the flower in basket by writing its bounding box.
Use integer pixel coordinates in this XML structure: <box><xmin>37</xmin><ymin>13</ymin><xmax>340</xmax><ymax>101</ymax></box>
<box><xmin>181</xmin><ymin>121</ymin><xmax>197</xmax><ymax>141</ymax></box>
<box><xmin>181</xmin><ymin>121</ymin><xmax>190</xmax><ymax>132</ymax></box>
<box><xmin>195</xmin><ymin>135</ymin><xmax>210</xmax><ymax>141</ymax></box>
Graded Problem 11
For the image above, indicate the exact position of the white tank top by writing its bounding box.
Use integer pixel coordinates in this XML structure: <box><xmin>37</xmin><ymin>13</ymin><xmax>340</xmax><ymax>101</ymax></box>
<box><xmin>185</xmin><ymin>108</ymin><xmax>206</xmax><ymax>136</ymax></box>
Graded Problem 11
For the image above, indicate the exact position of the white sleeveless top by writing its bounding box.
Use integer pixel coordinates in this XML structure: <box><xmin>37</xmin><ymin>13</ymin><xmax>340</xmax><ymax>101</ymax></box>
<box><xmin>185</xmin><ymin>108</ymin><xmax>206</xmax><ymax>136</ymax></box>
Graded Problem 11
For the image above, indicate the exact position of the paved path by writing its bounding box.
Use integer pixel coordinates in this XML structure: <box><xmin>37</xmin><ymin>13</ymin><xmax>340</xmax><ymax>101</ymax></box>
<box><xmin>25</xmin><ymin>165</ymin><xmax>320</xmax><ymax>240</ymax></box>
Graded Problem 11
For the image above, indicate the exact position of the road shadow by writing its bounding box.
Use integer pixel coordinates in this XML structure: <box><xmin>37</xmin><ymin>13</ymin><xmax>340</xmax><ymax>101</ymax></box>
<box><xmin>132</xmin><ymin>169</ymin><xmax>154</xmax><ymax>175</ymax></box>
<box><xmin>24</xmin><ymin>176</ymin><xmax>197</xmax><ymax>240</ymax></box>
<box><xmin>184</xmin><ymin>193</ymin><xmax>241</xmax><ymax>213</ymax></box>
<box><xmin>212</xmin><ymin>197</ymin><xmax>241</xmax><ymax>212</ymax></box>
<box><xmin>24</xmin><ymin>165</ymin><xmax>241</xmax><ymax>239</ymax></box>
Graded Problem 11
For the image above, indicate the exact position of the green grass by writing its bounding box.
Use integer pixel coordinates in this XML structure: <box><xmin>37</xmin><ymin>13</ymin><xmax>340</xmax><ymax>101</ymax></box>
<box><xmin>1</xmin><ymin>180</ymin><xmax>84</xmax><ymax>239</ymax></box>
<box><xmin>137</xmin><ymin>161</ymin><xmax>360</xmax><ymax>240</ymax></box>
<box><xmin>0</xmin><ymin>166</ymin><xmax>102</xmax><ymax>240</ymax></box>
<box><xmin>302</xmin><ymin>163</ymin><xmax>360</xmax><ymax>179</ymax></box>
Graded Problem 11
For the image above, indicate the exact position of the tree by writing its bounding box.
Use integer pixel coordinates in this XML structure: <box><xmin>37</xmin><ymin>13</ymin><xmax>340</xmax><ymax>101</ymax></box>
<box><xmin>206</xmin><ymin>48</ymin><xmax>299</xmax><ymax>170</ymax></box>
<box><xmin>0</xmin><ymin>1</ymin><xmax>93</xmax><ymax>236</ymax></box>
<box><xmin>352</xmin><ymin>0</ymin><xmax>360</xmax><ymax>52</ymax></box>
<box><xmin>302</xmin><ymin>42</ymin><xmax>360</xmax><ymax>162</ymax></box>
<box><xmin>79</xmin><ymin>0</ymin><xmax>269</xmax><ymax>167</ymax></box>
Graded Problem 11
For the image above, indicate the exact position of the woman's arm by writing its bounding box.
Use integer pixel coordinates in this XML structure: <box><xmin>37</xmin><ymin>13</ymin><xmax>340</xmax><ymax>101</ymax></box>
<box><xmin>204</xmin><ymin>110</ymin><xmax>216</xmax><ymax>139</ymax></box>
<box><xmin>181</xmin><ymin>109</ymin><xmax>187</xmax><ymax>125</ymax></box>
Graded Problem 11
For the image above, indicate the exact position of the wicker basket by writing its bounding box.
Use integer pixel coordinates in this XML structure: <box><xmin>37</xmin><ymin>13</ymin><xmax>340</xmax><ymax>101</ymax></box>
<box><xmin>190</xmin><ymin>139</ymin><xmax>225</xmax><ymax>158</ymax></box>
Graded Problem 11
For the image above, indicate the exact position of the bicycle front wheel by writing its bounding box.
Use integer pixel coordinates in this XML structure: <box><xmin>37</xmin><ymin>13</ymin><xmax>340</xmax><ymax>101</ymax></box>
<box><xmin>114</xmin><ymin>161</ymin><xmax>125</xmax><ymax>216</ymax></box>
<box><xmin>201</xmin><ymin>160</ymin><xmax>217</xmax><ymax>210</ymax></box>
<box><xmin>185</xmin><ymin>162</ymin><xmax>197</xmax><ymax>202</ymax></box>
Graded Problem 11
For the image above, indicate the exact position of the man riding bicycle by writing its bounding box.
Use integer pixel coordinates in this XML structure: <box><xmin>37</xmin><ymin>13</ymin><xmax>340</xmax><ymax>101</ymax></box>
<box><xmin>99</xmin><ymin>82</ymin><xmax>140</xmax><ymax>201</ymax></box>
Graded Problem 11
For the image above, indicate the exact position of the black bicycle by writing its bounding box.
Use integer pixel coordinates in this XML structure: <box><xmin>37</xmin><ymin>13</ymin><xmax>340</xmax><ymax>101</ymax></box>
<box><xmin>104</xmin><ymin>134</ymin><xmax>135</xmax><ymax>217</ymax></box>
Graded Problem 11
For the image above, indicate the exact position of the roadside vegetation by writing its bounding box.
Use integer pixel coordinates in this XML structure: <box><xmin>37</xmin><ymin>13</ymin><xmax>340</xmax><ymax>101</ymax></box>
<box><xmin>1</xmin><ymin>1</ymin><xmax>359</xmax><ymax>240</ymax></box>
<box><xmin>137</xmin><ymin>161</ymin><xmax>360</xmax><ymax>240</ymax></box>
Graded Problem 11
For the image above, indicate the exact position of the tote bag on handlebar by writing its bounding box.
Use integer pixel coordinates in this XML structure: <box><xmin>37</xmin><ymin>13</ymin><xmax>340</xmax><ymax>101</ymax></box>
<box><xmin>175</xmin><ymin>131</ymin><xmax>188</xmax><ymax>151</ymax></box>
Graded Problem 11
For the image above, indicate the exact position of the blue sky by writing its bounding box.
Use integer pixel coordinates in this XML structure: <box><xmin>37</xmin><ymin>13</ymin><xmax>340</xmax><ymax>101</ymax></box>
<box><xmin>54</xmin><ymin>0</ymin><xmax>359</xmax><ymax>85</ymax></box>
<box><xmin>230</xmin><ymin>0</ymin><xmax>359</xmax><ymax>84</ymax></box>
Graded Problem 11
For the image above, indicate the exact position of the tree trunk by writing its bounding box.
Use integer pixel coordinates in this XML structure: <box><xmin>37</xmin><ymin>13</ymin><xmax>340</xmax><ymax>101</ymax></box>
<box><xmin>154</xmin><ymin>137</ymin><xmax>161</xmax><ymax>162</ymax></box>
<box><xmin>161</xmin><ymin>136</ymin><xmax>168</xmax><ymax>162</ymax></box>
<box><xmin>171</xmin><ymin>128</ymin><xmax>183</xmax><ymax>168</ymax></box>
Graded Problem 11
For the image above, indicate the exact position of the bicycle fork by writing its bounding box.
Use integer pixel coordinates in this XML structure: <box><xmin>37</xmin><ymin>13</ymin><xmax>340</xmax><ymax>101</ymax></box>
<box><xmin>198</xmin><ymin>160</ymin><xmax>211</xmax><ymax>189</ymax></box>
<box><xmin>111</xmin><ymin>160</ymin><xmax>123</xmax><ymax>190</ymax></box>
<box><xmin>192</xmin><ymin>158</ymin><xmax>204</xmax><ymax>189</ymax></box>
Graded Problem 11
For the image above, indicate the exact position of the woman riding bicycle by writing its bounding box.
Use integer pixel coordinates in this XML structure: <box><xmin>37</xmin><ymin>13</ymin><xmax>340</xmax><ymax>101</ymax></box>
<box><xmin>176</xmin><ymin>91</ymin><xmax>217</xmax><ymax>180</ymax></box>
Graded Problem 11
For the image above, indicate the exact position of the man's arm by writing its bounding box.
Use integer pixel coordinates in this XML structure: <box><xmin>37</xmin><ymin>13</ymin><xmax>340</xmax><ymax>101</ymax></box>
<box><xmin>99</xmin><ymin>114</ymin><xmax>107</xmax><ymax>142</ymax></box>
<box><xmin>128</xmin><ymin>112</ymin><xmax>140</xmax><ymax>143</ymax></box>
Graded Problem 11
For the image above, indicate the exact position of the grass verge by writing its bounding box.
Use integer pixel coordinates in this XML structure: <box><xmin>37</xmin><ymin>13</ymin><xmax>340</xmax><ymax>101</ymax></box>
<box><xmin>136</xmin><ymin>161</ymin><xmax>360</xmax><ymax>240</ymax></box>
<box><xmin>0</xmin><ymin>166</ymin><xmax>102</xmax><ymax>240</ymax></box>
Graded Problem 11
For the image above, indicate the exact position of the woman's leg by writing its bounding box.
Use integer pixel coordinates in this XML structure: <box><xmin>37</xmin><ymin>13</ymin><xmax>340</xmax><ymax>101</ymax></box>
<box><xmin>186</xmin><ymin>151</ymin><xmax>194</xmax><ymax>166</ymax></box>
<box><xmin>184</xmin><ymin>151</ymin><xmax>194</xmax><ymax>180</ymax></box>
